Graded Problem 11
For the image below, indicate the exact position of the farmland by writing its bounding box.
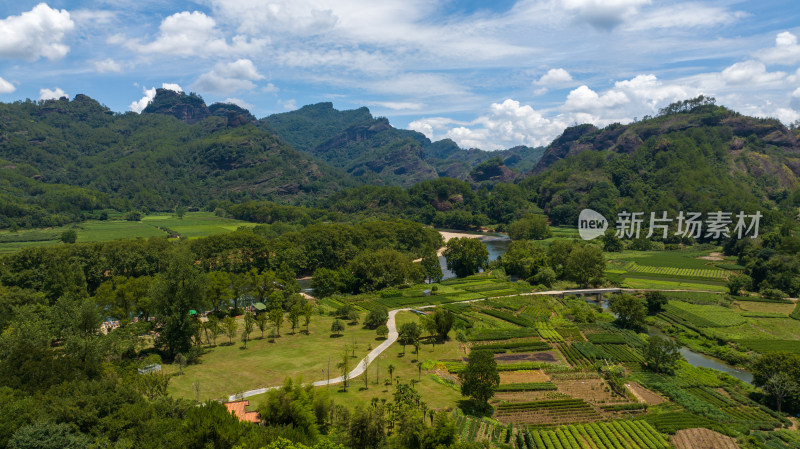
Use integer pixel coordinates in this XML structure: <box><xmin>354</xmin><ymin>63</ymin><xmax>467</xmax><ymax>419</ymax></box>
<box><xmin>0</xmin><ymin>211</ymin><xmax>258</xmax><ymax>254</ymax></box>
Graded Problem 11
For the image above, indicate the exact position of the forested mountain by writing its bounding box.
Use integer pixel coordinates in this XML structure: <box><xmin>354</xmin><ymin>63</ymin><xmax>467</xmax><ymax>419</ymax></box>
<box><xmin>263</xmin><ymin>102</ymin><xmax>544</xmax><ymax>186</ymax></box>
<box><xmin>0</xmin><ymin>92</ymin><xmax>354</xmax><ymax>227</ymax></box>
<box><xmin>522</xmin><ymin>97</ymin><xmax>800</xmax><ymax>225</ymax></box>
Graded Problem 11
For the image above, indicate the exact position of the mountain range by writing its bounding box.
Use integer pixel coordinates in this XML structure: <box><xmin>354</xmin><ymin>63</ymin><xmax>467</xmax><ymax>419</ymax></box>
<box><xmin>1</xmin><ymin>91</ymin><xmax>798</xmax><ymax>230</ymax></box>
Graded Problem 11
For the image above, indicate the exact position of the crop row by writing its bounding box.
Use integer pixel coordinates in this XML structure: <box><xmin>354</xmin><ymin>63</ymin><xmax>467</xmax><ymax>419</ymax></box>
<box><xmin>554</xmin><ymin>327</ymin><xmax>585</xmax><ymax>341</ymax></box>
<box><xmin>496</xmin><ymin>382</ymin><xmax>557</xmax><ymax>392</ymax></box>
<box><xmin>445</xmin><ymin>361</ymin><xmax>550</xmax><ymax>374</ymax></box>
<box><xmin>557</xmin><ymin>343</ymin><xmax>591</xmax><ymax>367</ymax></box>
<box><xmin>664</xmin><ymin>301</ymin><xmax>745</xmax><ymax>327</ymax></box>
<box><xmin>467</xmin><ymin>328</ymin><xmax>541</xmax><ymax>341</ymax></box>
<box><xmin>522</xmin><ymin>421</ymin><xmax>670</xmax><ymax>449</ymax></box>
<box><xmin>573</xmin><ymin>342</ymin><xmax>606</xmax><ymax>360</ymax></box>
<box><xmin>586</xmin><ymin>333</ymin><xmax>627</xmax><ymax>344</ymax></box>
<box><xmin>496</xmin><ymin>398</ymin><xmax>590</xmax><ymax>412</ymax></box>
<box><xmin>599</xmin><ymin>403</ymin><xmax>648</xmax><ymax>412</ymax></box>
<box><xmin>537</xmin><ymin>323</ymin><xmax>565</xmax><ymax>342</ymax></box>
<box><xmin>736</xmin><ymin>339</ymin><xmax>800</xmax><ymax>354</ymax></box>
<box><xmin>629</xmin><ymin>262</ymin><xmax>726</xmax><ymax>279</ymax></box>
<box><xmin>599</xmin><ymin>344</ymin><xmax>644</xmax><ymax>363</ymax></box>
<box><xmin>481</xmin><ymin>308</ymin><xmax>533</xmax><ymax>327</ymax></box>
<box><xmin>473</xmin><ymin>340</ymin><xmax>552</xmax><ymax>353</ymax></box>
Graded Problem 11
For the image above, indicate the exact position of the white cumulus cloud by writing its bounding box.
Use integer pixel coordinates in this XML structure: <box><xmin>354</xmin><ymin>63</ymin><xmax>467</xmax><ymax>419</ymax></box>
<box><xmin>126</xmin><ymin>11</ymin><xmax>267</xmax><ymax>57</ymax></box>
<box><xmin>39</xmin><ymin>87</ymin><xmax>68</xmax><ymax>100</ymax></box>
<box><xmin>92</xmin><ymin>58</ymin><xmax>122</xmax><ymax>73</ymax></box>
<box><xmin>758</xmin><ymin>31</ymin><xmax>800</xmax><ymax>65</ymax></box>
<box><xmin>720</xmin><ymin>60</ymin><xmax>785</xmax><ymax>85</ymax></box>
<box><xmin>0</xmin><ymin>3</ymin><xmax>75</xmax><ymax>60</ymax></box>
<box><xmin>0</xmin><ymin>77</ymin><xmax>15</xmax><ymax>93</ymax></box>
<box><xmin>536</xmin><ymin>68</ymin><xmax>573</xmax><ymax>86</ymax></box>
<box><xmin>411</xmin><ymin>99</ymin><xmax>569</xmax><ymax>150</ymax></box>
<box><xmin>564</xmin><ymin>85</ymin><xmax>629</xmax><ymax>111</ymax></box>
<box><xmin>193</xmin><ymin>59</ymin><xmax>264</xmax><ymax>95</ymax></box>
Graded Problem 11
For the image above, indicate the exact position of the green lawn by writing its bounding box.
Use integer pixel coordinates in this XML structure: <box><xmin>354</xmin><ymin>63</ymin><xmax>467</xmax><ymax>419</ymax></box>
<box><xmin>322</xmin><ymin>311</ymin><xmax>465</xmax><ymax>410</ymax></box>
<box><xmin>166</xmin><ymin>311</ymin><xmax>383</xmax><ymax>401</ymax></box>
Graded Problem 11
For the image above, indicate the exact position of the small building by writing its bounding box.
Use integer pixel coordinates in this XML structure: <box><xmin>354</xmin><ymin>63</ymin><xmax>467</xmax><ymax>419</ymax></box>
<box><xmin>137</xmin><ymin>364</ymin><xmax>161</xmax><ymax>374</ymax></box>
<box><xmin>224</xmin><ymin>400</ymin><xmax>261</xmax><ymax>424</ymax></box>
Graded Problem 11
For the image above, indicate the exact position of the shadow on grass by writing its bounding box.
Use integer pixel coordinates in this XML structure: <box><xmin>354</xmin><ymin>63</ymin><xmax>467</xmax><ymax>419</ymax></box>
<box><xmin>457</xmin><ymin>399</ymin><xmax>495</xmax><ymax>418</ymax></box>
<box><xmin>329</xmin><ymin>334</ymin><xmax>344</xmax><ymax>338</ymax></box>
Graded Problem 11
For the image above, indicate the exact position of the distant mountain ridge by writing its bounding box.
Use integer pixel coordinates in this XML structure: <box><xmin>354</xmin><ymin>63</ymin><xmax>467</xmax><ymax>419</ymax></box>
<box><xmin>262</xmin><ymin>102</ymin><xmax>545</xmax><ymax>186</ymax></box>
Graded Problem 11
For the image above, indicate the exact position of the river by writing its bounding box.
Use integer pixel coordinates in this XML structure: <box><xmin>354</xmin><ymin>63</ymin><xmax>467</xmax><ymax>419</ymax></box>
<box><xmin>585</xmin><ymin>298</ymin><xmax>754</xmax><ymax>384</ymax></box>
<box><xmin>439</xmin><ymin>231</ymin><xmax>510</xmax><ymax>280</ymax></box>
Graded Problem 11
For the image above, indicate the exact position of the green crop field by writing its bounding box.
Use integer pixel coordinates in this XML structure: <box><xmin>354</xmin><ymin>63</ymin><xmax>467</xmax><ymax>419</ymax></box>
<box><xmin>0</xmin><ymin>212</ymin><xmax>259</xmax><ymax>254</ymax></box>
<box><xmin>628</xmin><ymin>262</ymin><xmax>727</xmax><ymax>279</ymax></box>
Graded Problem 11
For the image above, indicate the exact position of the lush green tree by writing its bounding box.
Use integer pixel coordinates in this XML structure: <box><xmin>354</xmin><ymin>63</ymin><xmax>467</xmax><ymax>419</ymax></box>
<box><xmin>207</xmin><ymin>315</ymin><xmax>221</xmax><ymax>345</ymax></box>
<box><xmin>288</xmin><ymin>305</ymin><xmax>301</xmax><ymax>334</ymax></box>
<box><xmin>727</xmin><ymin>273</ymin><xmax>752</xmax><ymax>295</ymax></box>
<box><xmin>364</xmin><ymin>307</ymin><xmax>389</xmax><ymax>329</ymax></box>
<box><xmin>223</xmin><ymin>316</ymin><xmax>237</xmax><ymax>344</ymax></box>
<box><xmin>531</xmin><ymin>267</ymin><xmax>557</xmax><ymax>287</ymax></box>
<box><xmin>376</xmin><ymin>325</ymin><xmax>389</xmax><ymax>339</ymax></box>
<box><xmin>311</xmin><ymin>267</ymin><xmax>354</xmax><ymax>297</ymax></box>
<box><xmin>255</xmin><ymin>312</ymin><xmax>268</xmax><ymax>338</ymax></box>
<box><xmin>348</xmin><ymin>249</ymin><xmax>422</xmax><ymax>292</ymax></box>
<box><xmin>8</xmin><ymin>421</ymin><xmax>91</xmax><ymax>449</ymax></box>
<box><xmin>602</xmin><ymin>229</ymin><xmax>623</xmax><ymax>252</ymax></box>
<box><xmin>331</xmin><ymin>319</ymin><xmax>345</xmax><ymax>337</ymax></box>
<box><xmin>151</xmin><ymin>250</ymin><xmax>207</xmax><ymax>359</ymax></box>
<box><xmin>428</xmin><ymin>308</ymin><xmax>455</xmax><ymax>341</ymax></box>
<box><xmin>609</xmin><ymin>294</ymin><xmax>647</xmax><ymax>331</ymax></box>
<box><xmin>459</xmin><ymin>350</ymin><xmax>499</xmax><ymax>407</ymax></box>
<box><xmin>348</xmin><ymin>404</ymin><xmax>386</xmax><ymax>449</ymax></box>
<box><xmin>507</xmin><ymin>215</ymin><xmax>552</xmax><ymax>240</ymax></box>
<box><xmin>258</xmin><ymin>378</ymin><xmax>330</xmax><ymax>440</ymax></box>
<box><xmin>420</xmin><ymin>252</ymin><xmax>443</xmax><ymax>284</ymax></box>
<box><xmin>500</xmin><ymin>240</ymin><xmax>548</xmax><ymax>280</ymax></box>
<box><xmin>565</xmin><ymin>244</ymin><xmax>605</xmax><ymax>287</ymax></box>
<box><xmin>546</xmin><ymin>240</ymin><xmax>575</xmax><ymax>279</ymax></box>
<box><xmin>242</xmin><ymin>311</ymin><xmax>255</xmax><ymax>348</ymax></box>
<box><xmin>206</xmin><ymin>271</ymin><xmax>231</xmax><ymax>312</ymax></box>
<box><xmin>643</xmin><ymin>336</ymin><xmax>681</xmax><ymax>374</ymax></box>
<box><xmin>269</xmin><ymin>308</ymin><xmax>284</xmax><ymax>337</ymax></box>
<box><xmin>303</xmin><ymin>302</ymin><xmax>314</xmax><ymax>334</ymax></box>
<box><xmin>645</xmin><ymin>291</ymin><xmax>668</xmax><ymax>315</ymax></box>
<box><xmin>752</xmin><ymin>352</ymin><xmax>800</xmax><ymax>413</ymax></box>
<box><xmin>60</xmin><ymin>229</ymin><xmax>77</xmax><ymax>244</ymax></box>
<box><xmin>399</xmin><ymin>322</ymin><xmax>421</xmax><ymax>354</ymax></box>
<box><xmin>443</xmin><ymin>237</ymin><xmax>488</xmax><ymax>278</ymax></box>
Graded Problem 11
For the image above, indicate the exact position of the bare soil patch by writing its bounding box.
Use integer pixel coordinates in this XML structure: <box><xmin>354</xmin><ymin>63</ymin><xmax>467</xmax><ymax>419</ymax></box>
<box><xmin>495</xmin><ymin>351</ymin><xmax>559</xmax><ymax>363</ymax></box>
<box><xmin>499</xmin><ymin>369</ymin><xmax>550</xmax><ymax>383</ymax></box>
<box><xmin>626</xmin><ymin>382</ymin><xmax>666</xmax><ymax>405</ymax></box>
<box><xmin>697</xmin><ymin>252</ymin><xmax>724</xmax><ymax>261</ymax></box>
<box><xmin>555</xmin><ymin>378</ymin><xmax>621</xmax><ymax>404</ymax></box>
<box><xmin>672</xmin><ymin>428</ymin><xmax>739</xmax><ymax>449</ymax></box>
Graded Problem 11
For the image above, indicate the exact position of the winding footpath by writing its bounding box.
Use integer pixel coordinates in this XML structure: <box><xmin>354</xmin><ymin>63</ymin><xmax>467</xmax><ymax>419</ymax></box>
<box><xmin>226</xmin><ymin>286</ymin><xmax>719</xmax><ymax>401</ymax></box>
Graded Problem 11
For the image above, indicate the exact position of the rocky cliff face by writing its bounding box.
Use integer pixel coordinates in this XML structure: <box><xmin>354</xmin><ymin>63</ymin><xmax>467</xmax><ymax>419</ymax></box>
<box><xmin>142</xmin><ymin>89</ymin><xmax>210</xmax><ymax>124</ymax></box>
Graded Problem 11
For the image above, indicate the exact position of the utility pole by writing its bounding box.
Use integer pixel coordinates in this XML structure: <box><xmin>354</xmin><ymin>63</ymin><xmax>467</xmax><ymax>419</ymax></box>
<box><xmin>327</xmin><ymin>356</ymin><xmax>330</xmax><ymax>388</ymax></box>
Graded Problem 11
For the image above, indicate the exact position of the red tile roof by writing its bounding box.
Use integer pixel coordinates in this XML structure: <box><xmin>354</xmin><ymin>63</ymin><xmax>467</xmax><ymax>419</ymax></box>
<box><xmin>224</xmin><ymin>400</ymin><xmax>261</xmax><ymax>423</ymax></box>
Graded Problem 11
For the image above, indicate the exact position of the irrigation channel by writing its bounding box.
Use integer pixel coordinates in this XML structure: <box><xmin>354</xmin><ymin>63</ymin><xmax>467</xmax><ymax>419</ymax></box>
<box><xmin>276</xmin><ymin>230</ymin><xmax>751</xmax><ymax>403</ymax></box>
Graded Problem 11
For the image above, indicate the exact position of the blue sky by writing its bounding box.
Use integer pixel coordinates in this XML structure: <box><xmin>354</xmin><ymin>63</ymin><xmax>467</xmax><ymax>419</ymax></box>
<box><xmin>0</xmin><ymin>0</ymin><xmax>799</xmax><ymax>150</ymax></box>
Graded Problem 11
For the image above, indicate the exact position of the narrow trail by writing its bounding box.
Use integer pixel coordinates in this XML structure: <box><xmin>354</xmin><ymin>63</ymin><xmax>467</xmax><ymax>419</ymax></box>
<box><xmin>226</xmin><ymin>286</ymin><xmax>717</xmax><ymax>401</ymax></box>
